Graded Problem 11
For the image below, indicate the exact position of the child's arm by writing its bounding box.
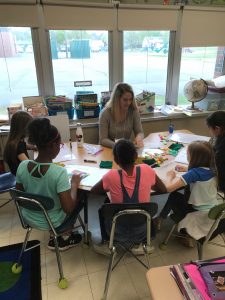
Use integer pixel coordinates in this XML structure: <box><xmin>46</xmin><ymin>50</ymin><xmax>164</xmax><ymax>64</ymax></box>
<box><xmin>18</xmin><ymin>153</ymin><xmax>29</xmax><ymax>162</ymax></box>
<box><xmin>59</xmin><ymin>174</ymin><xmax>81</xmax><ymax>214</ymax></box>
<box><xmin>152</xmin><ymin>175</ymin><xmax>167</xmax><ymax>193</ymax></box>
<box><xmin>165</xmin><ymin>170</ymin><xmax>186</xmax><ymax>192</ymax></box>
<box><xmin>91</xmin><ymin>179</ymin><xmax>106</xmax><ymax>194</ymax></box>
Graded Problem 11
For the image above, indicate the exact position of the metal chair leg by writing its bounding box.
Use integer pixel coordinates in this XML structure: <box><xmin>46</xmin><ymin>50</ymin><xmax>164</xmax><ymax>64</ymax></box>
<box><xmin>143</xmin><ymin>244</ymin><xmax>150</xmax><ymax>268</ymax></box>
<box><xmin>102</xmin><ymin>246</ymin><xmax>117</xmax><ymax>300</ymax></box>
<box><xmin>53</xmin><ymin>236</ymin><xmax>65</xmax><ymax>280</ymax></box>
<box><xmin>197</xmin><ymin>242</ymin><xmax>203</xmax><ymax>260</ymax></box>
<box><xmin>17</xmin><ymin>227</ymin><xmax>32</xmax><ymax>265</ymax></box>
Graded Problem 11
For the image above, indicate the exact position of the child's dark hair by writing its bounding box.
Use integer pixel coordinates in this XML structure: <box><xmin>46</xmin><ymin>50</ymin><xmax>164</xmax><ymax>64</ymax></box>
<box><xmin>206</xmin><ymin>111</ymin><xmax>225</xmax><ymax>133</ymax></box>
<box><xmin>28</xmin><ymin>118</ymin><xmax>60</xmax><ymax>148</ymax></box>
<box><xmin>188</xmin><ymin>141</ymin><xmax>215</xmax><ymax>170</ymax></box>
<box><xmin>113</xmin><ymin>139</ymin><xmax>137</xmax><ymax>168</ymax></box>
<box><xmin>4</xmin><ymin>111</ymin><xmax>33</xmax><ymax>174</ymax></box>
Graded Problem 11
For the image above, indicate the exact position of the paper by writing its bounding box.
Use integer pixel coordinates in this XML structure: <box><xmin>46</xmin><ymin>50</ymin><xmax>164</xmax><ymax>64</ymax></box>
<box><xmin>175</xmin><ymin>147</ymin><xmax>188</xmax><ymax>165</ymax></box>
<box><xmin>0</xmin><ymin>125</ymin><xmax>10</xmax><ymax>131</ymax></box>
<box><xmin>64</xmin><ymin>164</ymin><xmax>109</xmax><ymax>188</ymax></box>
<box><xmin>53</xmin><ymin>144</ymin><xmax>76</xmax><ymax>163</ymax></box>
<box><xmin>83</xmin><ymin>144</ymin><xmax>103</xmax><ymax>155</ymax></box>
<box><xmin>138</xmin><ymin>148</ymin><xmax>163</xmax><ymax>157</ymax></box>
<box><xmin>168</xmin><ymin>133</ymin><xmax>210</xmax><ymax>144</ymax></box>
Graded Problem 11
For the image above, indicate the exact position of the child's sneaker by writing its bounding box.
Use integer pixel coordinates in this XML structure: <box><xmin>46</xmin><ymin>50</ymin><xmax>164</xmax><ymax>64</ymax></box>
<box><xmin>48</xmin><ymin>233</ymin><xmax>82</xmax><ymax>251</ymax></box>
<box><xmin>93</xmin><ymin>242</ymin><xmax>112</xmax><ymax>257</ymax></box>
<box><xmin>131</xmin><ymin>244</ymin><xmax>155</xmax><ymax>256</ymax></box>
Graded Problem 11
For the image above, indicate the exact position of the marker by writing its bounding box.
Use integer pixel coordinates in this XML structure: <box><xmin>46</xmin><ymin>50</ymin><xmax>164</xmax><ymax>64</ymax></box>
<box><xmin>84</xmin><ymin>159</ymin><xmax>97</xmax><ymax>163</ymax></box>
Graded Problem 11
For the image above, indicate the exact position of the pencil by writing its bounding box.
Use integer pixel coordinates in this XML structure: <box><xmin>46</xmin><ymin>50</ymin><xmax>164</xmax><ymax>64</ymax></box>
<box><xmin>84</xmin><ymin>159</ymin><xmax>97</xmax><ymax>163</ymax></box>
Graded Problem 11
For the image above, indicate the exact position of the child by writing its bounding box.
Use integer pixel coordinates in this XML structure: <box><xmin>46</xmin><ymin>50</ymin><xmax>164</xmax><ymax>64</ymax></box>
<box><xmin>206</xmin><ymin>111</ymin><xmax>225</xmax><ymax>193</ymax></box>
<box><xmin>156</xmin><ymin>141</ymin><xmax>218</xmax><ymax>235</ymax></box>
<box><xmin>91</xmin><ymin>139</ymin><xmax>166</xmax><ymax>255</ymax></box>
<box><xmin>4</xmin><ymin>111</ymin><xmax>34</xmax><ymax>175</ymax></box>
<box><xmin>16</xmin><ymin>118</ymin><xmax>83</xmax><ymax>251</ymax></box>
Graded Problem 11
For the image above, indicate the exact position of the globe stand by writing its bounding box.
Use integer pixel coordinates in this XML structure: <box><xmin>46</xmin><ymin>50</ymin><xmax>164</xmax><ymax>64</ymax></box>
<box><xmin>186</xmin><ymin>101</ymin><xmax>202</xmax><ymax>111</ymax></box>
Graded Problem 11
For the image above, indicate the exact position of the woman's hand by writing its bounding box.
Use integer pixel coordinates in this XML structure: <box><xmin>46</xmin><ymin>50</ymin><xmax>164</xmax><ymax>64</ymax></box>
<box><xmin>175</xmin><ymin>165</ymin><xmax>187</xmax><ymax>172</ymax></box>
<box><xmin>135</xmin><ymin>134</ymin><xmax>144</xmax><ymax>148</ymax></box>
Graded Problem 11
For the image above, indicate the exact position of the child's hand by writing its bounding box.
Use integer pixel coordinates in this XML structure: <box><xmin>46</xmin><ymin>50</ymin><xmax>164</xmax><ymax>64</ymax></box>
<box><xmin>71</xmin><ymin>174</ymin><xmax>82</xmax><ymax>186</ymax></box>
<box><xmin>175</xmin><ymin>165</ymin><xmax>187</xmax><ymax>172</ymax></box>
<box><xmin>167</xmin><ymin>170</ymin><xmax>176</xmax><ymax>180</ymax></box>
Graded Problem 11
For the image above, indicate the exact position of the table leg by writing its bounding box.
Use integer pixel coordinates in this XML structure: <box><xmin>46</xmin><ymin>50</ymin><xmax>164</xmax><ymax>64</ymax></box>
<box><xmin>83</xmin><ymin>192</ymin><xmax>89</xmax><ymax>245</ymax></box>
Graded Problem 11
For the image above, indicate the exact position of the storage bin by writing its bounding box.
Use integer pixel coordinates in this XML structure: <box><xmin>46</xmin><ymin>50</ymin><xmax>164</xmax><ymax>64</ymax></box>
<box><xmin>48</xmin><ymin>107</ymin><xmax>75</xmax><ymax>120</ymax></box>
<box><xmin>76</xmin><ymin>106</ymin><xmax>100</xmax><ymax>119</ymax></box>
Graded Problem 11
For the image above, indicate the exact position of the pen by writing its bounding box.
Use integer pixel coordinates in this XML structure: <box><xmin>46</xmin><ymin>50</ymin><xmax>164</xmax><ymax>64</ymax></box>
<box><xmin>84</xmin><ymin>159</ymin><xmax>97</xmax><ymax>163</ymax></box>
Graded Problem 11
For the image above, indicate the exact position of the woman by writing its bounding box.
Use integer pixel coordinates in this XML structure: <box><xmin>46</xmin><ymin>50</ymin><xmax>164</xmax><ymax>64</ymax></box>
<box><xmin>99</xmin><ymin>82</ymin><xmax>144</xmax><ymax>148</ymax></box>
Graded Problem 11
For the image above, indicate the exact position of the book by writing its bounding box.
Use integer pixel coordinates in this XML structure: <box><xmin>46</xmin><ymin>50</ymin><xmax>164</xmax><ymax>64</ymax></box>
<box><xmin>160</xmin><ymin>104</ymin><xmax>184</xmax><ymax>116</ymax></box>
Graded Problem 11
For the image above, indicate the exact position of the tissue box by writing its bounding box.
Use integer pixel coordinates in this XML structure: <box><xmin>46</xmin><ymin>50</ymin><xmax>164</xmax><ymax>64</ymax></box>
<box><xmin>136</xmin><ymin>91</ymin><xmax>155</xmax><ymax>114</ymax></box>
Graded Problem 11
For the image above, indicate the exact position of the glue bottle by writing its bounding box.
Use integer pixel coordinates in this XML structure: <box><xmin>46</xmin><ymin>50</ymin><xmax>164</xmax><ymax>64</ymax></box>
<box><xmin>168</xmin><ymin>122</ymin><xmax>174</xmax><ymax>134</ymax></box>
<box><xmin>76</xmin><ymin>123</ymin><xmax>84</xmax><ymax>148</ymax></box>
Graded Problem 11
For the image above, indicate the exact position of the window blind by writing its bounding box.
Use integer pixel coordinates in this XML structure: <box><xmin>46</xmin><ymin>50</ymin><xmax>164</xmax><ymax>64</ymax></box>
<box><xmin>180</xmin><ymin>7</ymin><xmax>225</xmax><ymax>47</ymax></box>
<box><xmin>0</xmin><ymin>4</ymin><xmax>39</xmax><ymax>27</ymax></box>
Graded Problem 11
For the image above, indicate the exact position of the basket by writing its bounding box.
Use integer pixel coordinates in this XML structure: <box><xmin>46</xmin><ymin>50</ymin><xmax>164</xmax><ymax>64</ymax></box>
<box><xmin>48</xmin><ymin>107</ymin><xmax>75</xmax><ymax>120</ymax></box>
<box><xmin>76</xmin><ymin>106</ymin><xmax>100</xmax><ymax>119</ymax></box>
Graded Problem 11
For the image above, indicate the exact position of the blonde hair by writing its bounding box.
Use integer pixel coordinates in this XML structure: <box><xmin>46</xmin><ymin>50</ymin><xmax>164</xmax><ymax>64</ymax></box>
<box><xmin>106</xmin><ymin>82</ymin><xmax>137</xmax><ymax>122</ymax></box>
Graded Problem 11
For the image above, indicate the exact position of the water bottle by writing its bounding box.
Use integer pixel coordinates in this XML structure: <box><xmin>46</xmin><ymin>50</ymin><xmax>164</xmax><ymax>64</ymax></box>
<box><xmin>168</xmin><ymin>123</ymin><xmax>174</xmax><ymax>134</ymax></box>
<box><xmin>76</xmin><ymin>123</ymin><xmax>84</xmax><ymax>148</ymax></box>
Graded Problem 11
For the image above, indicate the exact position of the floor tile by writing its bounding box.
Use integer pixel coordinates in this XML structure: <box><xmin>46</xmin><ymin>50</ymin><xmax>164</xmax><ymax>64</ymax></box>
<box><xmin>89</xmin><ymin>265</ymin><xmax>139</xmax><ymax>300</ymax></box>
<box><xmin>47</xmin><ymin>274</ymin><xmax>93</xmax><ymax>300</ymax></box>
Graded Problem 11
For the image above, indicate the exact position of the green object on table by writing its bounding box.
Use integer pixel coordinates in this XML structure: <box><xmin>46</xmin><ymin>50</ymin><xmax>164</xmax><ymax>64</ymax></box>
<box><xmin>99</xmin><ymin>161</ymin><xmax>113</xmax><ymax>169</ymax></box>
<box><xmin>169</xmin><ymin>143</ymin><xmax>184</xmax><ymax>151</ymax></box>
<box><xmin>168</xmin><ymin>149</ymin><xmax>178</xmax><ymax>156</ymax></box>
<box><xmin>142</xmin><ymin>158</ymin><xmax>156</xmax><ymax>166</ymax></box>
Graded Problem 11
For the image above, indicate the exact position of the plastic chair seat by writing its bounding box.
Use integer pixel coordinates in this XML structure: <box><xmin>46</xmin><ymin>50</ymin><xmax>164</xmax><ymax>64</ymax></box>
<box><xmin>0</xmin><ymin>172</ymin><xmax>16</xmax><ymax>193</ymax></box>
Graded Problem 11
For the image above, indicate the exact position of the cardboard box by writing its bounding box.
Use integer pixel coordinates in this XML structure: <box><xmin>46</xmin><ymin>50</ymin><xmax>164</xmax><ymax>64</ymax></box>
<box><xmin>136</xmin><ymin>91</ymin><xmax>155</xmax><ymax>114</ymax></box>
<box><xmin>23</xmin><ymin>96</ymin><xmax>48</xmax><ymax>116</ymax></box>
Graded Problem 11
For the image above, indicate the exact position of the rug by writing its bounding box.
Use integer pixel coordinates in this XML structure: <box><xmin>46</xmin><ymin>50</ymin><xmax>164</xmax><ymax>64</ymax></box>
<box><xmin>0</xmin><ymin>240</ymin><xmax>42</xmax><ymax>300</ymax></box>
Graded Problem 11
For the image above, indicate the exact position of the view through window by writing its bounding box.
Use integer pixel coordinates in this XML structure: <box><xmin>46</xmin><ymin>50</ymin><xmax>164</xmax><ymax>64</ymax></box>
<box><xmin>50</xmin><ymin>30</ymin><xmax>109</xmax><ymax>101</ymax></box>
<box><xmin>123</xmin><ymin>31</ymin><xmax>170</xmax><ymax>106</ymax></box>
<box><xmin>0</xmin><ymin>27</ymin><xmax>38</xmax><ymax>117</ymax></box>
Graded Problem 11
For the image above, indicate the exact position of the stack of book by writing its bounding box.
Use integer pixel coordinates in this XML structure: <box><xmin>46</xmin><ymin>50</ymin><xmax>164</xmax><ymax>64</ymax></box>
<box><xmin>170</xmin><ymin>257</ymin><xmax>225</xmax><ymax>300</ymax></box>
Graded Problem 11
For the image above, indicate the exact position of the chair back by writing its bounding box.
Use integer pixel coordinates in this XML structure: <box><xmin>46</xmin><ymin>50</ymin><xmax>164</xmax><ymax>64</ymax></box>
<box><xmin>208</xmin><ymin>203</ymin><xmax>225</xmax><ymax>220</ymax></box>
<box><xmin>0</xmin><ymin>172</ymin><xmax>16</xmax><ymax>193</ymax></box>
<box><xmin>101</xmin><ymin>202</ymin><xmax>158</xmax><ymax>244</ymax></box>
<box><xmin>10</xmin><ymin>188</ymin><xmax>56</xmax><ymax>233</ymax></box>
<box><xmin>10</xmin><ymin>188</ymin><xmax>54</xmax><ymax>211</ymax></box>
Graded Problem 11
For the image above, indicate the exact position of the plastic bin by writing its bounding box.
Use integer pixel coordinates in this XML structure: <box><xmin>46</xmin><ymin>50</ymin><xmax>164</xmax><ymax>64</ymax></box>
<box><xmin>76</xmin><ymin>106</ymin><xmax>100</xmax><ymax>119</ymax></box>
<box><xmin>48</xmin><ymin>107</ymin><xmax>75</xmax><ymax>120</ymax></box>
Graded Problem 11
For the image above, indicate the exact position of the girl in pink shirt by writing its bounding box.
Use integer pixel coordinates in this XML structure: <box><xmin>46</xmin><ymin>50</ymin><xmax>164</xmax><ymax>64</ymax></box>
<box><xmin>91</xmin><ymin>139</ymin><xmax>166</xmax><ymax>251</ymax></box>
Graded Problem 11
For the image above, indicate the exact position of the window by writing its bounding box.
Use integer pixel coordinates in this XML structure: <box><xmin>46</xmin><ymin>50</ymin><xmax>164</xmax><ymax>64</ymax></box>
<box><xmin>178</xmin><ymin>47</ymin><xmax>224</xmax><ymax>105</ymax></box>
<box><xmin>123</xmin><ymin>31</ymin><xmax>170</xmax><ymax>106</ymax></box>
<box><xmin>49</xmin><ymin>30</ymin><xmax>109</xmax><ymax>101</ymax></box>
<box><xmin>0</xmin><ymin>27</ymin><xmax>38</xmax><ymax>117</ymax></box>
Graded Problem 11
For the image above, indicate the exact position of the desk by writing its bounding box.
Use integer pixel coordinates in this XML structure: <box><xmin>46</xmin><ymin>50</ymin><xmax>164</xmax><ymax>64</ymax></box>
<box><xmin>146</xmin><ymin>266</ymin><xmax>183</xmax><ymax>300</ymax></box>
<box><xmin>55</xmin><ymin>130</ymin><xmax>192</xmax><ymax>243</ymax></box>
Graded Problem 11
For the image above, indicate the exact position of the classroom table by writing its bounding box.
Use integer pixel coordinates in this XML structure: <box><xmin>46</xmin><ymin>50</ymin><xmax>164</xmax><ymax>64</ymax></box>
<box><xmin>146</xmin><ymin>266</ymin><xmax>184</xmax><ymax>300</ymax></box>
<box><xmin>54</xmin><ymin>129</ymin><xmax>192</xmax><ymax>244</ymax></box>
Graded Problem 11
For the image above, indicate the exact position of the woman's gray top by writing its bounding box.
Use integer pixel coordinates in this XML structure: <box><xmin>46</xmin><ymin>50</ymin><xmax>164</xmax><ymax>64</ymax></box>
<box><xmin>99</xmin><ymin>107</ymin><xmax>143</xmax><ymax>148</ymax></box>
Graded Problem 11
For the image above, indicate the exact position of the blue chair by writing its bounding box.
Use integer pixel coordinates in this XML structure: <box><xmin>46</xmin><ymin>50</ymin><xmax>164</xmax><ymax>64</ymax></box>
<box><xmin>0</xmin><ymin>172</ymin><xmax>16</xmax><ymax>208</ymax></box>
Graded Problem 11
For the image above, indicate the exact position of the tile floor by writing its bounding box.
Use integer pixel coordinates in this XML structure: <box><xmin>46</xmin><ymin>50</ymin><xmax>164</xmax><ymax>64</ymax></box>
<box><xmin>0</xmin><ymin>193</ymin><xmax>224</xmax><ymax>300</ymax></box>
